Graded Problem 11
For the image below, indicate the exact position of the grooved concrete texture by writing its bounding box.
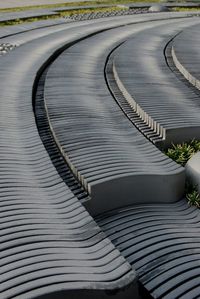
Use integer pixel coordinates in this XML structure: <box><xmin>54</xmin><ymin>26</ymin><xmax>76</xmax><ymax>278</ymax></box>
<box><xmin>44</xmin><ymin>17</ymin><xmax>190</xmax><ymax>216</ymax></box>
<box><xmin>0</xmin><ymin>19</ymin><xmax>69</xmax><ymax>39</ymax></box>
<box><xmin>1</xmin><ymin>10</ymin><xmax>200</xmax><ymax>299</ymax></box>
<box><xmin>0</xmin><ymin>18</ymin><xmax>139</xmax><ymax>299</ymax></box>
<box><xmin>172</xmin><ymin>24</ymin><xmax>200</xmax><ymax>91</ymax></box>
<box><xmin>111</xmin><ymin>17</ymin><xmax>200</xmax><ymax>147</ymax></box>
<box><xmin>96</xmin><ymin>199</ymin><xmax>200</xmax><ymax>299</ymax></box>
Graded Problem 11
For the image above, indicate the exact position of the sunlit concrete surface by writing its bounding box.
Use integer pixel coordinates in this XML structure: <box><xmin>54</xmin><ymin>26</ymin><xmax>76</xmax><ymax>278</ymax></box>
<box><xmin>0</xmin><ymin>0</ymin><xmax>95</xmax><ymax>9</ymax></box>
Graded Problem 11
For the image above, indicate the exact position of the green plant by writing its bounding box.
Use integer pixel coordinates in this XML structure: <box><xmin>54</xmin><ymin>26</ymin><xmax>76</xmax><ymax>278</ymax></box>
<box><xmin>190</xmin><ymin>139</ymin><xmax>200</xmax><ymax>152</ymax></box>
<box><xmin>185</xmin><ymin>180</ymin><xmax>200</xmax><ymax>208</ymax></box>
<box><xmin>165</xmin><ymin>141</ymin><xmax>200</xmax><ymax>207</ymax></box>
<box><xmin>0</xmin><ymin>6</ymin><xmax>126</xmax><ymax>27</ymax></box>
<box><xmin>172</xmin><ymin>7</ymin><xmax>200</xmax><ymax>12</ymax></box>
<box><xmin>186</xmin><ymin>187</ymin><xmax>200</xmax><ymax>208</ymax></box>
<box><xmin>60</xmin><ymin>6</ymin><xmax>124</xmax><ymax>17</ymax></box>
<box><xmin>0</xmin><ymin>14</ymin><xmax>59</xmax><ymax>27</ymax></box>
<box><xmin>165</xmin><ymin>139</ymin><xmax>200</xmax><ymax>166</ymax></box>
<box><xmin>0</xmin><ymin>0</ymin><xmax>160</xmax><ymax>13</ymax></box>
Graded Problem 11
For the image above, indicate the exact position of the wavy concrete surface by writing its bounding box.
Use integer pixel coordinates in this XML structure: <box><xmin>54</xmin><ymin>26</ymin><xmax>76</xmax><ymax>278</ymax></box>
<box><xmin>110</xmin><ymin>18</ymin><xmax>200</xmax><ymax>146</ymax></box>
<box><xmin>1</xmin><ymin>10</ymin><xmax>200</xmax><ymax>299</ymax></box>
<box><xmin>0</xmin><ymin>18</ymin><xmax>139</xmax><ymax>299</ymax></box>
<box><xmin>96</xmin><ymin>200</ymin><xmax>200</xmax><ymax>299</ymax></box>
<box><xmin>44</xmin><ymin>17</ymin><xmax>192</xmax><ymax>216</ymax></box>
<box><xmin>172</xmin><ymin>23</ymin><xmax>200</xmax><ymax>91</ymax></box>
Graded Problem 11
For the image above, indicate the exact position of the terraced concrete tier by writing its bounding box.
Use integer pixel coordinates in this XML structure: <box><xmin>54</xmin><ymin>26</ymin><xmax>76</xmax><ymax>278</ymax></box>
<box><xmin>171</xmin><ymin>23</ymin><xmax>200</xmax><ymax>91</ymax></box>
<box><xmin>110</xmin><ymin>17</ymin><xmax>200</xmax><ymax>147</ymax></box>
<box><xmin>0</xmin><ymin>12</ymin><xmax>188</xmax><ymax>45</ymax></box>
<box><xmin>0</xmin><ymin>9</ymin><xmax>58</xmax><ymax>22</ymax></box>
<box><xmin>0</xmin><ymin>12</ymin><xmax>199</xmax><ymax>298</ymax></box>
<box><xmin>96</xmin><ymin>199</ymin><xmax>200</xmax><ymax>299</ymax></box>
<box><xmin>0</xmin><ymin>19</ymin><xmax>68</xmax><ymax>39</ymax></box>
<box><xmin>44</xmin><ymin>17</ymin><xmax>194</xmax><ymax>216</ymax></box>
<box><xmin>0</xmin><ymin>19</ymin><xmax>139</xmax><ymax>299</ymax></box>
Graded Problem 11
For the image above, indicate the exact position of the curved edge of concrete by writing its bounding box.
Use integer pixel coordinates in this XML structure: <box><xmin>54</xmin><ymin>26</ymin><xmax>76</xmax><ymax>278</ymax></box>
<box><xmin>185</xmin><ymin>152</ymin><xmax>200</xmax><ymax>193</ymax></box>
<box><xmin>171</xmin><ymin>45</ymin><xmax>200</xmax><ymax>90</ymax></box>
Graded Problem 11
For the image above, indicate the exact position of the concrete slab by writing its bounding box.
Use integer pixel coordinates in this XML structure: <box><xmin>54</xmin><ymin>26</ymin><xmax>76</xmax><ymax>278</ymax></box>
<box><xmin>0</xmin><ymin>0</ymin><xmax>96</xmax><ymax>10</ymax></box>
<box><xmin>44</xmin><ymin>17</ymin><xmax>189</xmax><ymax>216</ymax></box>
<box><xmin>0</xmin><ymin>18</ymin><xmax>139</xmax><ymax>298</ymax></box>
<box><xmin>111</xmin><ymin>18</ymin><xmax>200</xmax><ymax>147</ymax></box>
<box><xmin>96</xmin><ymin>199</ymin><xmax>200</xmax><ymax>299</ymax></box>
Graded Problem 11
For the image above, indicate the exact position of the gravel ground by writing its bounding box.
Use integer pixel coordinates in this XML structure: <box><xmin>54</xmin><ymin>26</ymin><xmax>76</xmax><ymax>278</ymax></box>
<box><xmin>0</xmin><ymin>43</ymin><xmax>18</xmax><ymax>55</ymax></box>
<box><xmin>0</xmin><ymin>0</ymin><xmax>96</xmax><ymax>9</ymax></box>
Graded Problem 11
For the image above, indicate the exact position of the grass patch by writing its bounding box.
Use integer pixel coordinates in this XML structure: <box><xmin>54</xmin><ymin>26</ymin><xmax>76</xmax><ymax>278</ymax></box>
<box><xmin>165</xmin><ymin>139</ymin><xmax>200</xmax><ymax>167</ymax></box>
<box><xmin>172</xmin><ymin>7</ymin><xmax>200</xmax><ymax>12</ymax></box>
<box><xmin>0</xmin><ymin>6</ymin><xmax>128</xmax><ymax>26</ymax></box>
<box><xmin>0</xmin><ymin>14</ymin><xmax>60</xmax><ymax>26</ymax></box>
<box><xmin>60</xmin><ymin>6</ymin><xmax>125</xmax><ymax>16</ymax></box>
<box><xmin>0</xmin><ymin>0</ymin><xmax>160</xmax><ymax>13</ymax></box>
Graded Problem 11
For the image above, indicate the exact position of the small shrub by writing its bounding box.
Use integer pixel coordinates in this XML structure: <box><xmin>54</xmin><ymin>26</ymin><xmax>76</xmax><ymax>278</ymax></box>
<box><xmin>165</xmin><ymin>139</ymin><xmax>200</xmax><ymax>167</ymax></box>
<box><xmin>165</xmin><ymin>140</ymin><xmax>200</xmax><ymax>208</ymax></box>
<box><xmin>172</xmin><ymin>7</ymin><xmax>200</xmax><ymax>12</ymax></box>
<box><xmin>186</xmin><ymin>189</ymin><xmax>200</xmax><ymax>208</ymax></box>
<box><xmin>185</xmin><ymin>181</ymin><xmax>200</xmax><ymax>207</ymax></box>
<box><xmin>190</xmin><ymin>139</ymin><xmax>200</xmax><ymax>152</ymax></box>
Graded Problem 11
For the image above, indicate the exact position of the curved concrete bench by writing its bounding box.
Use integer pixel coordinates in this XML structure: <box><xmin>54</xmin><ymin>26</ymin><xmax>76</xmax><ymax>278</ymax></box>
<box><xmin>0</xmin><ymin>19</ymin><xmax>68</xmax><ymax>39</ymax></box>
<box><xmin>0</xmin><ymin>21</ymin><xmax>138</xmax><ymax>299</ymax></box>
<box><xmin>0</xmin><ymin>12</ymin><xmax>186</xmax><ymax>47</ymax></box>
<box><xmin>96</xmin><ymin>199</ymin><xmax>200</xmax><ymax>299</ymax></box>
<box><xmin>109</xmin><ymin>18</ymin><xmax>200</xmax><ymax>147</ymax></box>
<box><xmin>172</xmin><ymin>23</ymin><xmax>200</xmax><ymax>91</ymax></box>
<box><xmin>0</xmin><ymin>11</ymin><xmax>199</xmax><ymax>299</ymax></box>
<box><xmin>44</xmin><ymin>18</ymin><xmax>188</xmax><ymax>216</ymax></box>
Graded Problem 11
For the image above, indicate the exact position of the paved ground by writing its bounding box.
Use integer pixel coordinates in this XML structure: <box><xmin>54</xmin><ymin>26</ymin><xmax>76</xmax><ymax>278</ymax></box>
<box><xmin>0</xmin><ymin>0</ymin><xmax>95</xmax><ymax>9</ymax></box>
